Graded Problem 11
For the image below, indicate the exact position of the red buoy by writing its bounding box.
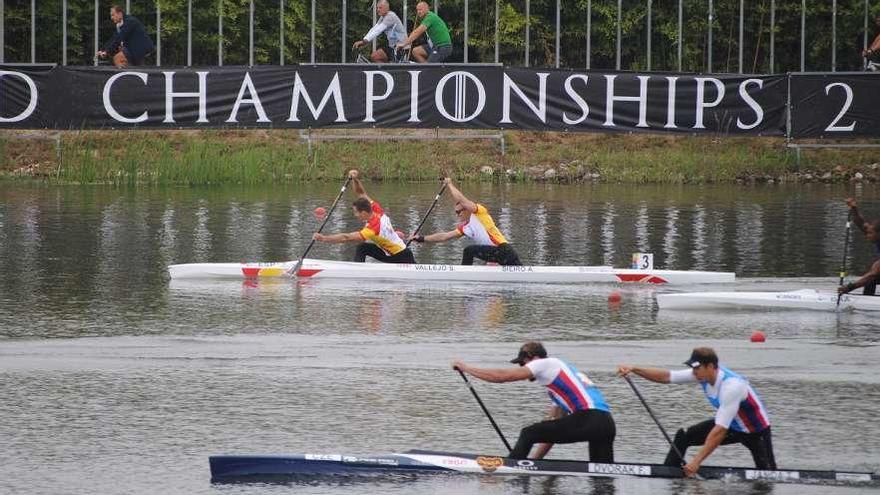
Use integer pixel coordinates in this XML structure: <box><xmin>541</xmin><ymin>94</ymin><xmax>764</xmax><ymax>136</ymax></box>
<box><xmin>314</xmin><ymin>207</ymin><xmax>327</xmax><ymax>219</ymax></box>
<box><xmin>608</xmin><ymin>291</ymin><xmax>622</xmax><ymax>303</ymax></box>
<box><xmin>750</xmin><ymin>330</ymin><xmax>766</xmax><ymax>343</ymax></box>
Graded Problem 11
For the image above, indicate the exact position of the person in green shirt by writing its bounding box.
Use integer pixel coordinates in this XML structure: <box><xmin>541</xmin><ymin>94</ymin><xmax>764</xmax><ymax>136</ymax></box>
<box><xmin>397</xmin><ymin>2</ymin><xmax>452</xmax><ymax>63</ymax></box>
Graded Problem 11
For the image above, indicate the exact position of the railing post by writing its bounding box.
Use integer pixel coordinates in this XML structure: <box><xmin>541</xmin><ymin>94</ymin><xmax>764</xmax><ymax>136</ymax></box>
<box><xmin>218</xmin><ymin>0</ymin><xmax>224</xmax><ymax>66</ymax></box>
<box><xmin>525</xmin><ymin>0</ymin><xmax>530</xmax><ymax>67</ymax></box>
<box><xmin>586</xmin><ymin>0</ymin><xmax>591</xmax><ymax>69</ymax></box>
<box><xmin>341</xmin><ymin>0</ymin><xmax>346</xmax><ymax>63</ymax></box>
<box><xmin>708</xmin><ymin>0</ymin><xmax>713</xmax><ymax>73</ymax></box>
<box><xmin>616</xmin><ymin>0</ymin><xmax>621</xmax><ymax>70</ymax></box>
<box><xmin>249</xmin><ymin>0</ymin><xmax>254</xmax><ymax>66</ymax></box>
<box><xmin>94</xmin><ymin>0</ymin><xmax>98</xmax><ymax>66</ymax></box>
<box><xmin>62</xmin><ymin>0</ymin><xmax>67</xmax><ymax>65</ymax></box>
<box><xmin>30</xmin><ymin>0</ymin><xmax>35</xmax><ymax>63</ymax></box>
<box><xmin>311</xmin><ymin>0</ymin><xmax>316</xmax><ymax>63</ymax></box>
<box><xmin>677</xmin><ymin>0</ymin><xmax>682</xmax><ymax>71</ymax></box>
<box><xmin>281</xmin><ymin>0</ymin><xmax>285</xmax><ymax>65</ymax></box>
<box><xmin>800</xmin><ymin>0</ymin><xmax>805</xmax><ymax>72</ymax></box>
<box><xmin>738</xmin><ymin>0</ymin><xmax>743</xmax><ymax>73</ymax></box>
<box><xmin>832</xmin><ymin>0</ymin><xmax>837</xmax><ymax>72</ymax></box>
<box><xmin>464</xmin><ymin>0</ymin><xmax>469</xmax><ymax>63</ymax></box>
<box><xmin>188</xmin><ymin>0</ymin><xmax>192</xmax><ymax>66</ymax></box>
<box><xmin>555</xmin><ymin>0</ymin><xmax>560</xmax><ymax>68</ymax></box>
<box><xmin>770</xmin><ymin>0</ymin><xmax>775</xmax><ymax>72</ymax></box>
<box><xmin>156</xmin><ymin>2</ymin><xmax>161</xmax><ymax>66</ymax></box>
<box><xmin>494</xmin><ymin>0</ymin><xmax>499</xmax><ymax>64</ymax></box>
<box><xmin>646</xmin><ymin>0</ymin><xmax>652</xmax><ymax>71</ymax></box>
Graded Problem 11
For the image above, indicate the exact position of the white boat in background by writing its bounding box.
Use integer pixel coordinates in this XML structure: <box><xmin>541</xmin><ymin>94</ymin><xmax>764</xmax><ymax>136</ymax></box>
<box><xmin>657</xmin><ymin>289</ymin><xmax>880</xmax><ymax>312</ymax></box>
<box><xmin>167</xmin><ymin>259</ymin><xmax>735</xmax><ymax>285</ymax></box>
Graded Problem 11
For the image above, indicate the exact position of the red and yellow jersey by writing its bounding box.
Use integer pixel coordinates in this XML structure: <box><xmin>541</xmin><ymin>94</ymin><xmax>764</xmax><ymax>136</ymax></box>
<box><xmin>359</xmin><ymin>200</ymin><xmax>406</xmax><ymax>255</ymax></box>
<box><xmin>456</xmin><ymin>203</ymin><xmax>508</xmax><ymax>246</ymax></box>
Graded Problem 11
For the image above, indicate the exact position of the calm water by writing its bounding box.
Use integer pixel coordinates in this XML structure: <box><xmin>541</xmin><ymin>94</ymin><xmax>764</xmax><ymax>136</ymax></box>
<box><xmin>1</xmin><ymin>182</ymin><xmax>878</xmax><ymax>495</ymax></box>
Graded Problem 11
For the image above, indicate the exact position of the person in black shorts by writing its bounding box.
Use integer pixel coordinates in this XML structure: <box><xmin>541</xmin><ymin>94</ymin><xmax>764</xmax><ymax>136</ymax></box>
<box><xmin>409</xmin><ymin>178</ymin><xmax>522</xmax><ymax>266</ymax></box>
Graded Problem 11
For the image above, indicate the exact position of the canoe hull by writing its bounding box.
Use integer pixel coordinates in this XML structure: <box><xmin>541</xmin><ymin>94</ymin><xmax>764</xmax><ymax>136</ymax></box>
<box><xmin>209</xmin><ymin>450</ymin><xmax>878</xmax><ymax>485</ymax></box>
<box><xmin>657</xmin><ymin>289</ymin><xmax>880</xmax><ymax>312</ymax></box>
<box><xmin>168</xmin><ymin>259</ymin><xmax>735</xmax><ymax>285</ymax></box>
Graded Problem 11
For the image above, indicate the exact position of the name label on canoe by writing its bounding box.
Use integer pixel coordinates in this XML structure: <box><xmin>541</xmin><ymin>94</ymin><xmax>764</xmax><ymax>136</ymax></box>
<box><xmin>414</xmin><ymin>264</ymin><xmax>455</xmax><ymax>272</ymax></box>
<box><xmin>588</xmin><ymin>463</ymin><xmax>651</xmax><ymax>476</ymax></box>
<box><xmin>305</xmin><ymin>454</ymin><xmax>342</xmax><ymax>462</ymax></box>
<box><xmin>745</xmin><ymin>469</ymin><xmax>800</xmax><ymax>481</ymax></box>
<box><xmin>502</xmin><ymin>266</ymin><xmax>534</xmax><ymax>272</ymax></box>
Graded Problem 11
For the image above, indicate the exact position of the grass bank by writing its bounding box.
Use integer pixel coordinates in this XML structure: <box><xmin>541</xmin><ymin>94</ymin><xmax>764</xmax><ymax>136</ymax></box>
<box><xmin>1</xmin><ymin>129</ymin><xmax>878</xmax><ymax>185</ymax></box>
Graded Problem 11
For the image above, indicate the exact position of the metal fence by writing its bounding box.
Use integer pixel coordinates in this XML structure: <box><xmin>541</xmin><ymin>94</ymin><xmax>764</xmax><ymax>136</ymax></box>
<box><xmin>0</xmin><ymin>1</ymin><xmax>877</xmax><ymax>72</ymax></box>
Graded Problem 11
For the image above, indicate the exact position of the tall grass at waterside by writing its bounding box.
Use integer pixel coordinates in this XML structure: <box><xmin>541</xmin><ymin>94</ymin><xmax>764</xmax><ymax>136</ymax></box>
<box><xmin>2</xmin><ymin>130</ymin><xmax>878</xmax><ymax>184</ymax></box>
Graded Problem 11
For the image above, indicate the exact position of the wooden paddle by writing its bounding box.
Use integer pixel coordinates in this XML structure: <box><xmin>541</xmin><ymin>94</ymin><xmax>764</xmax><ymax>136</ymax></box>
<box><xmin>287</xmin><ymin>175</ymin><xmax>353</xmax><ymax>277</ymax></box>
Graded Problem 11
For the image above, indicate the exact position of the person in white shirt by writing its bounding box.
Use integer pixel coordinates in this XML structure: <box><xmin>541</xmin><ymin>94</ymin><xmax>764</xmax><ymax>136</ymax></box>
<box><xmin>618</xmin><ymin>347</ymin><xmax>776</xmax><ymax>477</ymax></box>
<box><xmin>353</xmin><ymin>1</ymin><xmax>408</xmax><ymax>63</ymax></box>
<box><xmin>454</xmin><ymin>341</ymin><xmax>616</xmax><ymax>461</ymax></box>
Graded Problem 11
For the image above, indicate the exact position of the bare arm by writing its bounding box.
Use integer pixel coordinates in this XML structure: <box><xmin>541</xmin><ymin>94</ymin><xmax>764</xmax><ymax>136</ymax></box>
<box><xmin>845</xmin><ymin>198</ymin><xmax>867</xmax><ymax>234</ymax></box>
<box><xmin>617</xmin><ymin>365</ymin><xmax>671</xmax><ymax>384</ymax></box>
<box><xmin>314</xmin><ymin>232</ymin><xmax>362</xmax><ymax>244</ymax></box>
<box><xmin>409</xmin><ymin>229</ymin><xmax>461</xmax><ymax>244</ymax></box>
<box><xmin>840</xmin><ymin>259</ymin><xmax>880</xmax><ymax>294</ymax></box>
<box><xmin>399</xmin><ymin>24</ymin><xmax>427</xmax><ymax>47</ymax></box>
<box><xmin>452</xmin><ymin>361</ymin><xmax>533</xmax><ymax>383</ymax></box>
<box><xmin>444</xmin><ymin>179</ymin><xmax>477</xmax><ymax>213</ymax></box>
<box><xmin>683</xmin><ymin>425</ymin><xmax>727</xmax><ymax>476</ymax></box>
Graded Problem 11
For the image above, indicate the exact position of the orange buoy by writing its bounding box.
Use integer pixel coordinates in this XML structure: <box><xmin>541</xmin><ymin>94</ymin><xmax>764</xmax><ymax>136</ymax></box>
<box><xmin>750</xmin><ymin>330</ymin><xmax>766</xmax><ymax>343</ymax></box>
<box><xmin>608</xmin><ymin>291</ymin><xmax>622</xmax><ymax>303</ymax></box>
<box><xmin>314</xmin><ymin>207</ymin><xmax>327</xmax><ymax>219</ymax></box>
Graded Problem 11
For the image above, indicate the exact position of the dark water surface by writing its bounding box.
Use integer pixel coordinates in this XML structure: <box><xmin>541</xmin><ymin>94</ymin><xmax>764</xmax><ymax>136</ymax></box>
<box><xmin>1</xmin><ymin>182</ymin><xmax>878</xmax><ymax>495</ymax></box>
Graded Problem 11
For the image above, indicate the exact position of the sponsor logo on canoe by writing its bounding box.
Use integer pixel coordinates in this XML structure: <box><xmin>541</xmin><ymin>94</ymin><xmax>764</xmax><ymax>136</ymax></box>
<box><xmin>745</xmin><ymin>470</ymin><xmax>800</xmax><ymax>481</ymax></box>
<box><xmin>501</xmin><ymin>266</ymin><xmax>534</xmax><ymax>272</ymax></box>
<box><xmin>441</xmin><ymin>457</ymin><xmax>469</xmax><ymax>466</ymax></box>
<box><xmin>588</xmin><ymin>463</ymin><xmax>651</xmax><ymax>476</ymax></box>
<box><xmin>341</xmin><ymin>455</ymin><xmax>399</xmax><ymax>466</ymax></box>
<box><xmin>414</xmin><ymin>264</ymin><xmax>454</xmax><ymax>272</ymax></box>
<box><xmin>476</xmin><ymin>456</ymin><xmax>504</xmax><ymax>473</ymax></box>
<box><xmin>305</xmin><ymin>454</ymin><xmax>342</xmax><ymax>462</ymax></box>
<box><xmin>514</xmin><ymin>460</ymin><xmax>538</xmax><ymax>471</ymax></box>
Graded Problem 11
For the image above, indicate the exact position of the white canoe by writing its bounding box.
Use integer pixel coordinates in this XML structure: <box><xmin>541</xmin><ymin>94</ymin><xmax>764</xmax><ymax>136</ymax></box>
<box><xmin>657</xmin><ymin>289</ymin><xmax>880</xmax><ymax>312</ymax></box>
<box><xmin>168</xmin><ymin>259</ymin><xmax>735</xmax><ymax>285</ymax></box>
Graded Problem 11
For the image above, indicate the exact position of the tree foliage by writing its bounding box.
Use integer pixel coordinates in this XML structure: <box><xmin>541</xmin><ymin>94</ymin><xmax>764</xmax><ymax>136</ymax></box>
<box><xmin>3</xmin><ymin>0</ymin><xmax>878</xmax><ymax>71</ymax></box>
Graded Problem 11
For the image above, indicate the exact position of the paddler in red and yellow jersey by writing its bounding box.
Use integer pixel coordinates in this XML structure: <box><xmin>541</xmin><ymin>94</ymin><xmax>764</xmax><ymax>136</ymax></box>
<box><xmin>409</xmin><ymin>178</ymin><xmax>522</xmax><ymax>265</ymax></box>
<box><xmin>313</xmin><ymin>170</ymin><xmax>416</xmax><ymax>264</ymax></box>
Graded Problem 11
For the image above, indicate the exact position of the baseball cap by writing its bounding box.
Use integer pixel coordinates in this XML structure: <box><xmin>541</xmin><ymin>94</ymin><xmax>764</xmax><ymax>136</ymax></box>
<box><xmin>510</xmin><ymin>341</ymin><xmax>547</xmax><ymax>365</ymax></box>
<box><xmin>683</xmin><ymin>347</ymin><xmax>719</xmax><ymax>368</ymax></box>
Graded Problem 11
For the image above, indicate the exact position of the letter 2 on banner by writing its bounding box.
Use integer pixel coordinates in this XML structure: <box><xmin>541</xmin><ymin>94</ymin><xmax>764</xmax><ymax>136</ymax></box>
<box><xmin>631</xmin><ymin>253</ymin><xmax>653</xmax><ymax>270</ymax></box>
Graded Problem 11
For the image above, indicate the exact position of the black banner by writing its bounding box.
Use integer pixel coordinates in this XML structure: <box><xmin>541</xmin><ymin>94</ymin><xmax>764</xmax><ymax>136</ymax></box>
<box><xmin>789</xmin><ymin>73</ymin><xmax>880</xmax><ymax>138</ymax></box>
<box><xmin>0</xmin><ymin>64</ymin><xmax>876</xmax><ymax>138</ymax></box>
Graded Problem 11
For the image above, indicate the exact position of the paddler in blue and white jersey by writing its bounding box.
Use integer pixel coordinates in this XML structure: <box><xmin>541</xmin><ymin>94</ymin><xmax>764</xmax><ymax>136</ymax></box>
<box><xmin>618</xmin><ymin>347</ymin><xmax>776</xmax><ymax>477</ymax></box>
<box><xmin>453</xmin><ymin>341</ymin><xmax>616</xmax><ymax>462</ymax></box>
<box><xmin>838</xmin><ymin>197</ymin><xmax>880</xmax><ymax>296</ymax></box>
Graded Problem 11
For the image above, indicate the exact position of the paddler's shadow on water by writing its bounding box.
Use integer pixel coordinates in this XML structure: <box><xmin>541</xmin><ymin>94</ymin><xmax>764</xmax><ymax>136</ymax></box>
<box><xmin>667</xmin><ymin>477</ymin><xmax>774</xmax><ymax>495</ymax></box>
<box><xmin>507</xmin><ymin>474</ymin><xmax>617</xmax><ymax>495</ymax></box>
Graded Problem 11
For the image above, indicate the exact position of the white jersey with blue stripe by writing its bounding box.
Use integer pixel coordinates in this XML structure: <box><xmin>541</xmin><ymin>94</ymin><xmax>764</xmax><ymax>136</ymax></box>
<box><xmin>525</xmin><ymin>357</ymin><xmax>610</xmax><ymax>414</ymax></box>
<box><xmin>670</xmin><ymin>365</ymin><xmax>771</xmax><ymax>433</ymax></box>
